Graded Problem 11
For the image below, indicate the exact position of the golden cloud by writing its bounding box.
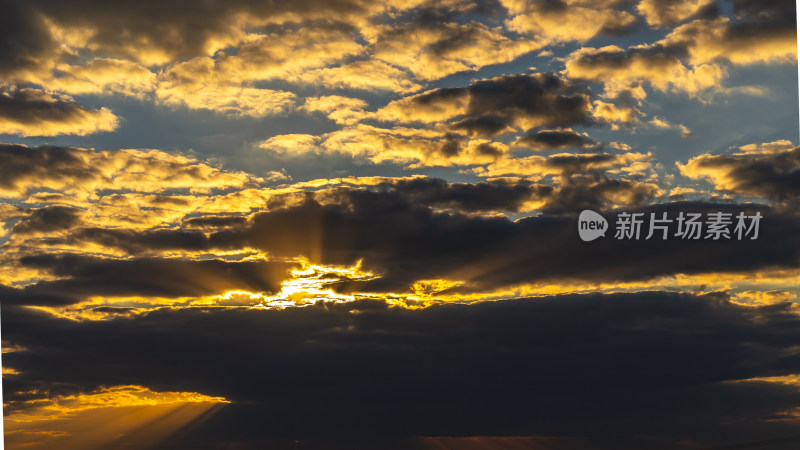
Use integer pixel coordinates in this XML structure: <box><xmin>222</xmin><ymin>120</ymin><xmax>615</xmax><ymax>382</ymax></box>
<box><xmin>296</xmin><ymin>59</ymin><xmax>422</xmax><ymax>93</ymax></box>
<box><xmin>0</xmin><ymin>88</ymin><xmax>119</xmax><ymax>137</ymax></box>
<box><xmin>564</xmin><ymin>44</ymin><xmax>726</xmax><ymax>98</ymax></box>
<box><xmin>0</xmin><ymin>144</ymin><xmax>258</xmax><ymax>199</ymax></box>
<box><xmin>156</xmin><ymin>57</ymin><xmax>296</xmax><ymax>117</ymax></box>
<box><xmin>302</xmin><ymin>95</ymin><xmax>369</xmax><ymax>125</ymax></box>
<box><xmin>501</xmin><ymin>0</ymin><xmax>637</xmax><ymax>44</ymax></box>
<box><xmin>637</xmin><ymin>0</ymin><xmax>715</xmax><ymax>27</ymax></box>
<box><xmin>4</xmin><ymin>385</ymin><xmax>228</xmax><ymax>450</ymax></box>
<box><xmin>474</xmin><ymin>151</ymin><xmax>654</xmax><ymax>179</ymax></box>
<box><xmin>677</xmin><ymin>143</ymin><xmax>800</xmax><ymax>201</ymax></box>
<box><xmin>42</xmin><ymin>58</ymin><xmax>156</xmax><ymax>97</ymax></box>
<box><xmin>320</xmin><ymin>124</ymin><xmax>508</xmax><ymax>167</ymax></box>
<box><xmin>369</xmin><ymin>20</ymin><xmax>539</xmax><ymax>81</ymax></box>
<box><xmin>665</xmin><ymin>17</ymin><xmax>798</xmax><ymax>66</ymax></box>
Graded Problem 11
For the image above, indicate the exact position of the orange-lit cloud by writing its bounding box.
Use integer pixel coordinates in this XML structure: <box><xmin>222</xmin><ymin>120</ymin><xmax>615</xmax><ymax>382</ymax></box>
<box><xmin>0</xmin><ymin>143</ymin><xmax>258</xmax><ymax>199</ymax></box>
<box><xmin>321</xmin><ymin>124</ymin><xmax>508</xmax><ymax>167</ymax></box>
<box><xmin>41</xmin><ymin>58</ymin><xmax>155</xmax><ymax>97</ymax></box>
<box><xmin>156</xmin><ymin>57</ymin><xmax>297</xmax><ymax>117</ymax></box>
<box><xmin>564</xmin><ymin>44</ymin><xmax>726</xmax><ymax>98</ymax></box>
<box><xmin>0</xmin><ymin>88</ymin><xmax>119</xmax><ymax>136</ymax></box>
<box><xmin>637</xmin><ymin>0</ymin><xmax>715</xmax><ymax>27</ymax></box>
<box><xmin>474</xmin><ymin>151</ymin><xmax>654</xmax><ymax>179</ymax></box>
<box><xmin>677</xmin><ymin>142</ymin><xmax>800</xmax><ymax>202</ymax></box>
<box><xmin>665</xmin><ymin>17</ymin><xmax>798</xmax><ymax>66</ymax></box>
<box><xmin>368</xmin><ymin>20</ymin><xmax>539</xmax><ymax>81</ymax></box>
<box><xmin>4</xmin><ymin>385</ymin><xmax>228</xmax><ymax>450</ymax></box>
<box><xmin>501</xmin><ymin>0</ymin><xmax>637</xmax><ymax>44</ymax></box>
<box><xmin>302</xmin><ymin>95</ymin><xmax>369</xmax><ymax>125</ymax></box>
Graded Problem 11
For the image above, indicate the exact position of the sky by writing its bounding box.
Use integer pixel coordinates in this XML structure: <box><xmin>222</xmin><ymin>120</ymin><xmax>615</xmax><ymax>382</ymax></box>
<box><xmin>1</xmin><ymin>0</ymin><xmax>800</xmax><ymax>449</ymax></box>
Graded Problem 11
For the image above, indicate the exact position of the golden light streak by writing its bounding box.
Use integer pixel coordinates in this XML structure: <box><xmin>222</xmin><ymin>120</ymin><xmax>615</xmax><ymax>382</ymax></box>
<box><xmin>254</xmin><ymin>259</ymin><xmax>379</xmax><ymax>308</ymax></box>
<box><xmin>4</xmin><ymin>385</ymin><xmax>229</xmax><ymax>450</ymax></box>
<box><xmin>724</xmin><ymin>375</ymin><xmax>800</xmax><ymax>422</ymax></box>
<box><xmin>23</xmin><ymin>260</ymin><xmax>800</xmax><ymax>321</ymax></box>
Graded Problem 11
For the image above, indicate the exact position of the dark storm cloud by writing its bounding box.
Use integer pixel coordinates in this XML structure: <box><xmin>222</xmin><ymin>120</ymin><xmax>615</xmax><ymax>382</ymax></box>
<box><xmin>384</xmin><ymin>73</ymin><xmax>593</xmax><ymax>137</ymax></box>
<box><xmin>54</xmin><ymin>227</ymin><xmax>214</xmax><ymax>255</ymax></box>
<box><xmin>0</xmin><ymin>0</ymin><xmax>55</xmax><ymax>77</ymax></box>
<box><xmin>6</xmin><ymin>254</ymin><xmax>296</xmax><ymax>305</ymax></box>
<box><xmin>454</xmin><ymin>73</ymin><xmax>592</xmax><ymax>136</ymax></box>
<box><xmin>11</xmin><ymin>205</ymin><xmax>82</xmax><ymax>234</ymax></box>
<box><xmin>42</xmin><ymin>188</ymin><xmax>800</xmax><ymax>295</ymax></box>
<box><xmin>541</xmin><ymin>174</ymin><xmax>658</xmax><ymax>212</ymax></box>
<box><xmin>5</xmin><ymin>292</ymin><xmax>800</xmax><ymax>449</ymax></box>
<box><xmin>515</xmin><ymin>128</ymin><xmax>600</xmax><ymax>151</ymax></box>
<box><xmin>182</xmin><ymin>215</ymin><xmax>248</xmax><ymax>229</ymax></box>
<box><xmin>680</xmin><ymin>146</ymin><xmax>800</xmax><ymax>203</ymax></box>
<box><xmin>370</xmin><ymin>175</ymin><xmax>654</xmax><ymax>213</ymax></box>
<box><xmin>731</xmin><ymin>0</ymin><xmax>795</xmax><ymax>22</ymax></box>
<box><xmin>370</xmin><ymin>177</ymin><xmax>554</xmax><ymax>213</ymax></box>
<box><xmin>448</xmin><ymin>114</ymin><xmax>512</xmax><ymax>137</ymax></box>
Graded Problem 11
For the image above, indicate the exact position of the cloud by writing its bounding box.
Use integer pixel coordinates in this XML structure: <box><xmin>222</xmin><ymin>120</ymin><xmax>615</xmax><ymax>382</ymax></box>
<box><xmin>0</xmin><ymin>88</ymin><xmax>119</xmax><ymax>136</ymax></box>
<box><xmin>212</xmin><ymin>26</ymin><xmax>365</xmax><ymax>81</ymax></box>
<box><xmin>0</xmin><ymin>0</ymin><xmax>56</xmax><ymax>79</ymax></box>
<box><xmin>474</xmin><ymin>151</ymin><xmax>653</xmax><ymax>178</ymax></box>
<box><xmin>564</xmin><ymin>44</ymin><xmax>725</xmax><ymax>98</ymax></box>
<box><xmin>6</xmin><ymin>292</ymin><xmax>800</xmax><ymax>448</ymax></box>
<box><xmin>4</xmin><ymin>384</ymin><xmax>228</xmax><ymax>450</ymax></box>
<box><xmin>28</xmin><ymin>0</ymin><xmax>387</xmax><ymax>66</ymax></box>
<box><xmin>301</xmin><ymin>95</ymin><xmax>368</xmax><ymax>125</ymax></box>
<box><xmin>258</xmin><ymin>133</ymin><xmax>321</xmax><ymax>154</ymax></box>
<box><xmin>564</xmin><ymin>3</ymin><xmax>797</xmax><ymax>98</ymax></box>
<box><xmin>37</xmin><ymin>184</ymin><xmax>800</xmax><ymax>296</ymax></box>
<box><xmin>636</xmin><ymin>0</ymin><xmax>717</xmax><ymax>27</ymax></box>
<box><xmin>296</xmin><ymin>59</ymin><xmax>422</xmax><ymax>93</ymax></box>
<box><xmin>156</xmin><ymin>57</ymin><xmax>297</xmax><ymax>117</ymax></box>
<box><xmin>376</xmin><ymin>72</ymin><xmax>593</xmax><ymax>137</ymax></box>
<box><xmin>665</xmin><ymin>16</ymin><xmax>798</xmax><ymax>66</ymax></box>
<box><xmin>320</xmin><ymin>124</ymin><xmax>509</xmax><ymax>167</ymax></box>
<box><xmin>0</xmin><ymin>143</ymin><xmax>257</xmax><ymax>198</ymax></box>
<box><xmin>153</xmin><ymin>26</ymin><xmax>371</xmax><ymax>111</ymax></box>
<box><xmin>591</xmin><ymin>100</ymin><xmax>644</xmax><ymax>127</ymax></box>
<box><xmin>501</xmin><ymin>0</ymin><xmax>638</xmax><ymax>44</ymax></box>
<box><xmin>43</xmin><ymin>58</ymin><xmax>156</xmax><ymax>96</ymax></box>
<box><xmin>11</xmin><ymin>206</ymin><xmax>83</xmax><ymax>235</ymax></box>
<box><xmin>514</xmin><ymin>128</ymin><xmax>600</xmax><ymax>151</ymax></box>
<box><xmin>9</xmin><ymin>254</ymin><xmax>296</xmax><ymax>306</ymax></box>
<box><xmin>678</xmin><ymin>143</ymin><xmax>800</xmax><ymax>202</ymax></box>
<box><xmin>369</xmin><ymin>18</ymin><xmax>538</xmax><ymax>81</ymax></box>
<box><xmin>336</xmin><ymin>177</ymin><xmax>555</xmax><ymax>213</ymax></box>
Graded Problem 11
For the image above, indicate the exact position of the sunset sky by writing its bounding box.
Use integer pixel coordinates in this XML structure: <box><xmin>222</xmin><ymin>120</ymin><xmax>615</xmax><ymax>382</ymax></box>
<box><xmin>2</xmin><ymin>0</ymin><xmax>800</xmax><ymax>449</ymax></box>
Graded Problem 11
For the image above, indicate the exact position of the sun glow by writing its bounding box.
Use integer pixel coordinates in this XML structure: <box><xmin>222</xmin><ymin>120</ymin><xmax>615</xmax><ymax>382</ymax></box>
<box><xmin>3</xmin><ymin>385</ymin><xmax>229</xmax><ymax>449</ymax></box>
<box><xmin>253</xmin><ymin>259</ymin><xmax>379</xmax><ymax>308</ymax></box>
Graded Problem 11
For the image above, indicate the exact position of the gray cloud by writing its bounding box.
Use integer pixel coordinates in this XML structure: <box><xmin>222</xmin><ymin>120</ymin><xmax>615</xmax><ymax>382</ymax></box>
<box><xmin>5</xmin><ymin>291</ymin><xmax>800</xmax><ymax>449</ymax></box>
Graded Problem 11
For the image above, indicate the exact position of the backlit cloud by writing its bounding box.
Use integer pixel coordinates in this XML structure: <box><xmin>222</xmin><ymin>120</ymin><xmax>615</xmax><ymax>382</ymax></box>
<box><xmin>0</xmin><ymin>143</ymin><xmax>257</xmax><ymax>198</ymax></box>
<box><xmin>678</xmin><ymin>142</ymin><xmax>800</xmax><ymax>202</ymax></box>
<box><xmin>0</xmin><ymin>1</ymin><xmax>798</xmax><ymax>448</ymax></box>
<box><xmin>0</xmin><ymin>88</ymin><xmax>119</xmax><ymax>136</ymax></box>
